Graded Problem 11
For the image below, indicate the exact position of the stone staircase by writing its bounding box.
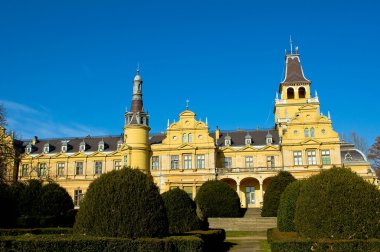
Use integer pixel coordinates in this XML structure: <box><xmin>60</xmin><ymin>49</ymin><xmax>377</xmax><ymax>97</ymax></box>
<box><xmin>208</xmin><ymin>208</ymin><xmax>277</xmax><ymax>231</ymax></box>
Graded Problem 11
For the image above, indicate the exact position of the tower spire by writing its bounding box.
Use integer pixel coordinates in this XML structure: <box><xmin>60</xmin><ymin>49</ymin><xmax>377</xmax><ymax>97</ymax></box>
<box><xmin>290</xmin><ymin>35</ymin><xmax>293</xmax><ymax>54</ymax></box>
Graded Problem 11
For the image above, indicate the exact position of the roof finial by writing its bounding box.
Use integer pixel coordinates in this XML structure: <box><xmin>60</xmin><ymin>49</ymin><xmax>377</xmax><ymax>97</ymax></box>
<box><xmin>137</xmin><ymin>62</ymin><xmax>140</xmax><ymax>74</ymax></box>
<box><xmin>295</xmin><ymin>45</ymin><xmax>299</xmax><ymax>54</ymax></box>
<box><xmin>290</xmin><ymin>35</ymin><xmax>293</xmax><ymax>54</ymax></box>
<box><xmin>167</xmin><ymin>119</ymin><xmax>170</xmax><ymax>128</ymax></box>
<box><xmin>186</xmin><ymin>99</ymin><xmax>190</xmax><ymax>110</ymax></box>
<box><xmin>205</xmin><ymin>117</ymin><xmax>208</xmax><ymax>126</ymax></box>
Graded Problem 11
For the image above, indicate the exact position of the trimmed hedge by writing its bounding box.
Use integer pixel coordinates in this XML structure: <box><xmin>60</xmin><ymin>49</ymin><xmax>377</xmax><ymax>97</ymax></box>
<box><xmin>186</xmin><ymin>229</ymin><xmax>226</xmax><ymax>251</ymax></box>
<box><xmin>295</xmin><ymin>168</ymin><xmax>380</xmax><ymax>239</ymax></box>
<box><xmin>261</xmin><ymin>171</ymin><xmax>296</xmax><ymax>217</ymax></box>
<box><xmin>74</xmin><ymin>168</ymin><xmax>168</xmax><ymax>238</ymax></box>
<box><xmin>0</xmin><ymin>235</ymin><xmax>203</xmax><ymax>252</ymax></box>
<box><xmin>277</xmin><ymin>180</ymin><xmax>301</xmax><ymax>232</ymax></box>
<box><xmin>162</xmin><ymin>188</ymin><xmax>204</xmax><ymax>234</ymax></box>
<box><xmin>268</xmin><ymin>228</ymin><xmax>380</xmax><ymax>252</ymax></box>
<box><xmin>0</xmin><ymin>183</ymin><xmax>16</xmax><ymax>227</ymax></box>
<box><xmin>195</xmin><ymin>180</ymin><xmax>241</xmax><ymax>218</ymax></box>
<box><xmin>0</xmin><ymin>227</ymin><xmax>72</xmax><ymax>236</ymax></box>
<box><xmin>40</xmin><ymin>183</ymin><xmax>74</xmax><ymax>216</ymax></box>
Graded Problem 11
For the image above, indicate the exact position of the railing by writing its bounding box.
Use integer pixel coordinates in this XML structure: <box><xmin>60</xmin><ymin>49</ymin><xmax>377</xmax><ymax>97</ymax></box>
<box><xmin>216</xmin><ymin>167</ymin><xmax>284</xmax><ymax>175</ymax></box>
<box><xmin>307</xmin><ymin>97</ymin><xmax>319</xmax><ymax>103</ymax></box>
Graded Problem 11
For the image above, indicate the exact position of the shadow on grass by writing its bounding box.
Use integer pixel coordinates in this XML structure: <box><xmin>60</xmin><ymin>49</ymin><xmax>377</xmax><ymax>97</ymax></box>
<box><xmin>218</xmin><ymin>241</ymin><xmax>237</xmax><ymax>251</ymax></box>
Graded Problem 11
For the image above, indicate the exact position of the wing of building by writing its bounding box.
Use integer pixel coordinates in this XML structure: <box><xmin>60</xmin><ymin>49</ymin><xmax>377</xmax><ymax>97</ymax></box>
<box><xmin>10</xmin><ymin>48</ymin><xmax>377</xmax><ymax>208</ymax></box>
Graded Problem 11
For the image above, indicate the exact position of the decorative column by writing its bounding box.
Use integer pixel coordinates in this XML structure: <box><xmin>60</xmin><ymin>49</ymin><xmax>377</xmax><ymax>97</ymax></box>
<box><xmin>259</xmin><ymin>181</ymin><xmax>264</xmax><ymax>208</ymax></box>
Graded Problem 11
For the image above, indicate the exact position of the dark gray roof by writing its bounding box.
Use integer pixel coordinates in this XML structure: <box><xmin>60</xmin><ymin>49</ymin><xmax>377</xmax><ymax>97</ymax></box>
<box><xmin>211</xmin><ymin>129</ymin><xmax>279</xmax><ymax>147</ymax></box>
<box><xmin>340</xmin><ymin>144</ymin><xmax>367</xmax><ymax>163</ymax></box>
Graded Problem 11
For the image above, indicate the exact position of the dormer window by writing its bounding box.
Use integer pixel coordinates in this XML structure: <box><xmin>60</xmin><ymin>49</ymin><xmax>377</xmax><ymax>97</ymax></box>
<box><xmin>43</xmin><ymin>143</ymin><xmax>50</xmax><ymax>154</ymax></box>
<box><xmin>245</xmin><ymin>133</ymin><xmax>252</xmax><ymax>145</ymax></box>
<box><xmin>225</xmin><ymin>135</ymin><xmax>231</xmax><ymax>146</ymax></box>
<box><xmin>79</xmin><ymin>141</ymin><xmax>86</xmax><ymax>152</ymax></box>
<box><xmin>98</xmin><ymin>141</ymin><xmax>105</xmax><ymax>152</ymax></box>
<box><xmin>117</xmin><ymin>139</ymin><xmax>123</xmax><ymax>149</ymax></box>
<box><xmin>266</xmin><ymin>132</ymin><xmax>273</xmax><ymax>144</ymax></box>
<box><xmin>25</xmin><ymin>143</ymin><xmax>32</xmax><ymax>154</ymax></box>
<box><xmin>61</xmin><ymin>140</ymin><xmax>68</xmax><ymax>153</ymax></box>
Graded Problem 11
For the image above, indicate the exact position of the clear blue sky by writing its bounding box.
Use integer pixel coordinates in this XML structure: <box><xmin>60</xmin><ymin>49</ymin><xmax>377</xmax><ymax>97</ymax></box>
<box><xmin>1</xmin><ymin>0</ymin><xmax>379</xmax><ymax>147</ymax></box>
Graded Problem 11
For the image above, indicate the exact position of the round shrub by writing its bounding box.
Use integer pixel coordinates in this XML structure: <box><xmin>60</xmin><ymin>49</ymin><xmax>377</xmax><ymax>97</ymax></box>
<box><xmin>19</xmin><ymin>179</ymin><xmax>43</xmax><ymax>216</ymax></box>
<box><xmin>261</xmin><ymin>171</ymin><xmax>296</xmax><ymax>217</ymax></box>
<box><xmin>40</xmin><ymin>183</ymin><xmax>74</xmax><ymax>216</ymax></box>
<box><xmin>74</xmin><ymin>168</ymin><xmax>168</xmax><ymax>238</ymax></box>
<box><xmin>277</xmin><ymin>180</ymin><xmax>302</xmax><ymax>232</ymax></box>
<box><xmin>162</xmin><ymin>188</ymin><xmax>204</xmax><ymax>234</ymax></box>
<box><xmin>295</xmin><ymin>167</ymin><xmax>380</xmax><ymax>239</ymax></box>
<box><xmin>195</xmin><ymin>180</ymin><xmax>241</xmax><ymax>218</ymax></box>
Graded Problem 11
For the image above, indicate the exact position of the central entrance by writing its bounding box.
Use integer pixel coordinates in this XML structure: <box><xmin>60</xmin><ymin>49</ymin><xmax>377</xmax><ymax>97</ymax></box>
<box><xmin>245</xmin><ymin>186</ymin><xmax>255</xmax><ymax>207</ymax></box>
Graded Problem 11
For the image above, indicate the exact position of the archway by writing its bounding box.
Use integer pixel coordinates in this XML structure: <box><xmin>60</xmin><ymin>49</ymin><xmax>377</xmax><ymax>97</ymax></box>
<box><xmin>298</xmin><ymin>87</ymin><xmax>306</xmax><ymax>98</ymax></box>
<box><xmin>240</xmin><ymin>177</ymin><xmax>260</xmax><ymax>208</ymax></box>
<box><xmin>221</xmin><ymin>178</ymin><xmax>237</xmax><ymax>191</ymax></box>
<box><xmin>287</xmin><ymin>87</ymin><xmax>294</xmax><ymax>99</ymax></box>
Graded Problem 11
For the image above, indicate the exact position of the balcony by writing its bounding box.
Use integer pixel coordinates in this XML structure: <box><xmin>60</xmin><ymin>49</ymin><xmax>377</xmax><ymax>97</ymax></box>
<box><xmin>216</xmin><ymin>167</ymin><xmax>284</xmax><ymax>175</ymax></box>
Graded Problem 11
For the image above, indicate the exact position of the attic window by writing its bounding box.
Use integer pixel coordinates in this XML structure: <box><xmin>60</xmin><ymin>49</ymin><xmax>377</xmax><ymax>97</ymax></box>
<box><xmin>225</xmin><ymin>137</ymin><xmax>231</xmax><ymax>146</ymax></box>
<box><xmin>98</xmin><ymin>141</ymin><xmax>104</xmax><ymax>152</ymax></box>
<box><xmin>117</xmin><ymin>139</ymin><xmax>123</xmax><ymax>149</ymax></box>
<box><xmin>79</xmin><ymin>142</ymin><xmax>86</xmax><ymax>152</ymax></box>
<box><xmin>61</xmin><ymin>141</ymin><xmax>68</xmax><ymax>153</ymax></box>
<box><xmin>25</xmin><ymin>144</ymin><xmax>32</xmax><ymax>154</ymax></box>
<box><xmin>245</xmin><ymin>138</ymin><xmax>252</xmax><ymax>145</ymax></box>
<box><xmin>345</xmin><ymin>153</ymin><xmax>352</xmax><ymax>161</ymax></box>
<box><xmin>43</xmin><ymin>144</ymin><xmax>50</xmax><ymax>154</ymax></box>
<box><xmin>266</xmin><ymin>136</ymin><xmax>273</xmax><ymax>144</ymax></box>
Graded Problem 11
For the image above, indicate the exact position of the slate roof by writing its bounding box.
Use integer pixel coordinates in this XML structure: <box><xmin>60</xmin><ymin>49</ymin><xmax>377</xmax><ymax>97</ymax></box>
<box><xmin>281</xmin><ymin>54</ymin><xmax>310</xmax><ymax>85</ymax></box>
<box><xmin>212</xmin><ymin>129</ymin><xmax>279</xmax><ymax>147</ymax></box>
<box><xmin>340</xmin><ymin>143</ymin><xmax>367</xmax><ymax>163</ymax></box>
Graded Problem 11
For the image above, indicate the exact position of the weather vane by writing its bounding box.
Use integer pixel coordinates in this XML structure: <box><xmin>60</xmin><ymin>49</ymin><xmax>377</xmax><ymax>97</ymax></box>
<box><xmin>186</xmin><ymin>99</ymin><xmax>190</xmax><ymax>110</ymax></box>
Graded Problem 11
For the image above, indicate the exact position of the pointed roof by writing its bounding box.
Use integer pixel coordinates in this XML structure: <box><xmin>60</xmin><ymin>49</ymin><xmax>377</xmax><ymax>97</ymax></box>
<box><xmin>280</xmin><ymin>51</ymin><xmax>310</xmax><ymax>85</ymax></box>
<box><xmin>130</xmin><ymin>69</ymin><xmax>144</xmax><ymax>113</ymax></box>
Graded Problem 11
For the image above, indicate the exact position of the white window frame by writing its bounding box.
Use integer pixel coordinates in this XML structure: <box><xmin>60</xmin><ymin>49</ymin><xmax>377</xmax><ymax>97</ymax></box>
<box><xmin>151</xmin><ymin>156</ymin><xmax>159</xmax><ymax>170</ymax></box>
<box><xmin>293</xmin><ymin>151</ymin><xmax>303</xmax><ymax>166</ymax></box>
<box><xmin>267</xmin><ymin>156</ymin><xmax>275</xmax><ymax>168</ymax></box>
<box><xmin>75</xmin><ymin>162</ymin><xmax>84</xmax><ymax>175</ymax></box>
<box><xmin>114</xmin><ymin>160</ymin><xmax>121</xmax><ymax>170</ymax></box>
<box><xmin>224</xmin><ymin>157</ymin><xmax>232</xmax><ymax>168</ymax></box>
<box><xmin>21</xmin><ymin>164</ymin><xmax>28</xmax><ymax>177</ymax></box>
<box><xmin>74</xmin><ymin>189</ymin><xmax>83</xmax><ymax>207</ymax></box>
<box><xmin>307</xmin><ymin>150</ymin><xmax>317</xmax><ymax>165</ymax></box>
<box><xmin>184</xmin><ymin>155</ymin><xmax>192</xmax><ymax>169</ymax></box>
<box><xmin>321</xmin><ymin>150</ymin><xmax>331</xmax><ymax>165</ymax></box>
<box><xmin>245</xmin><ymin>156</ymin><xmax>253</xmax><ymax>168</ymax></box>
<box><xmin>95</xmin><ymin>161</ymin><xmax>102</xmax><ymax>175</ymax></box>
<box><xmin>196</xmin><ymin>154</ymin><xmax>205</xmax><ymax>169</ymax></box>
<box><xmin>57</xmin><ymin>162</ymin><xmax>65</xmax><ymax>176</ymax></box>
<box><xmin>171</xmin><ymin>155</ymin><xmax>179</xmax><ymax>170</ymax></box>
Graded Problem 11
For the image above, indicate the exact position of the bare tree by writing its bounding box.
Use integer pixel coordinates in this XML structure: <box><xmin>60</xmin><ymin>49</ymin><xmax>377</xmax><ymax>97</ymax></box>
<box><xmin>0</xmin><ymin>104</ymin><xmax>19</xmax><ymax>183</ymax></box>
<box><xmin>368</xmin><ymin>136</ymin><xmax>380</xmax><ymax>177</ymax></box>
<box><xmin>347</xmin><ymin>131</ymin><xmax>368</xmax><ymax>156</ymax></box>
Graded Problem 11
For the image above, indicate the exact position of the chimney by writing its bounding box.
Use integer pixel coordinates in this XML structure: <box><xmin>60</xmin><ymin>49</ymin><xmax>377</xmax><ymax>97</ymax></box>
<box><xmin>32</xmin><ymin>136</ymin><xmax>39</xmax><ymax>145</ymax></box>
<box><xmin>215</xmin><ymin>126</ymin><xmax>220</xmax><ymax>140</ymax></box>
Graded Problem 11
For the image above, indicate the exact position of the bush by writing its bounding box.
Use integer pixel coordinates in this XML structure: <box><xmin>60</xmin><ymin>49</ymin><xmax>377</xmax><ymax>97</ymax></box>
<box><xmin>74</xmin><ymin>168</ymin><xmax>168</xmax><ymax>238</ymax></box>
<box><xmin>295</xmin><ymin>167</ymin><xmax>380</xmax><ymax>239</ymax></box>
<box><xmin>267</xmin><ymin>228</ymin><xmax>380</xmax><ymax>252</ymax></box>
<box><xmin>0</xmin><ymin>183</ymin><xmax>16</xmax><ymax>227</ymax></box>
<box><xmin>40</xmin><ymin>183</ymin><xmax>74</xmax><ymax>216</ymax></box>
<box><xmin>185</xmin><ymin>229</ymin><xmax>226</xmax><ymax>251</ymax></box>
<box><xmin>277</xmin><ymin>180</ymin><xmax>302</xmax><ymax>232</ymax></box>
<box><xmin>162</xmin><ymin>188</ymin><xmax>205</xmax><ymax>234</ymax></box>
<box><xmin>0</xmin><ymin>235</ymin><xmax>204</xmax><ymax>252</ymax></box>
<box><xmin>195</xmin><ymin>180</ymin><xmax>241</xmax><ymax>218</ymax></box>
<box><xmin>261</xmin><ymin>171</ymin><xmax>296</xmax><ymax>217</ymax></box>
<box><xmin>19</xmin><ymin>179</ymin><xmax>43</xmax><ymax>217</ymax></box>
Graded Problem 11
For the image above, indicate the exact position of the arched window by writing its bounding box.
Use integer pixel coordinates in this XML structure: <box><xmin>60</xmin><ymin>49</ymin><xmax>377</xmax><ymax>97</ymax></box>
<box><xmin>182</xmin><ymin>133</ymin><xmax>187</xmax><ymax>143</ymax></box>
<box><xmin>188</xmin><ymin>133</ymin><xmax>193</xmax><ymax>142</ymax></box>
<box><xmin>311</xmin><ymin>128</ymin><xmax>315</xmax><ymax>137</ymax></box>
<box><xmin>287</xmin><ymin>87</ymin><xmax>295</xmax><ymax>99</ymax></box>
<box><xmin>304</xmin><ymin>128</ymin><xmax>309</xmax><ymax>137</ymax></box>
<box><xmin>298</xmin><ymin>87</ymin><xmax>306</xmax><ymax>98</ymax></box>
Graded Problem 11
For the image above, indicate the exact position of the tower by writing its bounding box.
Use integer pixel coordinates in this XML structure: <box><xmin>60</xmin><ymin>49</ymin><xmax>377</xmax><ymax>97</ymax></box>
<box><xmin>124</xmin><ymin>69</ymin><xmax>151</xmax><ymax>172</ymax></box>
<box><xmin>274</xmin><ymin>46</ymin><xmax>320</xmax><ymax>134</ymax></box>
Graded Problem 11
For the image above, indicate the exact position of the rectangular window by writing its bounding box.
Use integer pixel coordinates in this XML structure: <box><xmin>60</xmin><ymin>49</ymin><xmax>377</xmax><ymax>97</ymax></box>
<box><xmin>197</xmin><ymin>154</ymin><xmax>205</xmax><ymax>169</ymax></box>
<box><xmin>95</xmin><ymin>161</ymin><xmax>102</xmax><ymax>175</ymax></box>
<box><xmin>170</xmin><ymin>155</ymin><xmax>179</xmax><ymax>170</ymax></box>
<box><xmin>124</xmin><ymin>155</ymin><xmax>128</xmax><ymax>166</ymax></box>
<box><xmin>21</xmin><ymin>164</ymin><xmax>28</xmax><ymax>177</ymax></box>
<box><xmin>245</xmin><ymin>156</ymin><xmax>253</xmax><ymax>168</ymax></box>
<box><xmin>152</xmin><ymin>156</ymin><xmax>159</xmax><ymax>170</ymax></box>
<box><xmin>76</xmin><ymin>162</ymin><xmax>83</xmax><ymax>175</ymax></box>
<box><xmin>74</xmin><ymin>189</ymin><xmax>83</xmax><ymax>207</ymax></box>
<box><xmin>293</xmin><ymin>151</ymin><xmax>303</xmax><ymax>166</ymax></box>
<box><xmin>57</xmin><ymin>162</ymin><xmax>65</xmax><ymax>176</ymax></box>
<box><xmin>267</xmin><ymin>156</ymin><xmax>275</xmax><ymax>168</ymax></box>
<box><xmin>38</xmin><ymin>163</ymin><xmax>47</xmax><ymax>176</ymax></box>
<box><xmin>184</xmin><ymin>155</ymin><xmax>192</xmax><ymax>169</ymax></box>
<box><xmin>224</xmin><ymin>157</ymin><xmax>232</xmax><ymax>168</ymax></box>
<box><xmin>321</xmin><ymin>150</ymin><xmax>331</xmax><ymax>165</ymax></box>
<box><xmin>114</xmin><ymin>160</ymin><xmax>121</xmax><ymax>170</ymax></box>
<box><xmin>307</xmin><ymin>150</ymin><xmax>317</xmax><ymax>165</ymax></box>
<box><xmin>183</xmin><ymin>186</ymin><xmax>193</xmax><ymax>199</ymax></box>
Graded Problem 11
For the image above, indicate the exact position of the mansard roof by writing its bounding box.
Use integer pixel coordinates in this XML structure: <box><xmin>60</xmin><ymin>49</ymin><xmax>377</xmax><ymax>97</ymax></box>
<box><xmin>212</xmin><ymin>129</ymin><xmax>279</xmax><ymax>147</ymax></box>
<box><xmin>21</xmin><ymin>136</ymin><xmax>122</xmax><ymax>154</ymax></box>
<box><xmin>281</xmin><ymin>53</ymin><xmax>310</xmax><ymax>85</ymax></box>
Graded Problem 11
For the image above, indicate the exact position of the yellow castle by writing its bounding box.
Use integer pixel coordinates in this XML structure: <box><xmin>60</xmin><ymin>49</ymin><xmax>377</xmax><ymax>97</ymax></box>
<box><xmin>5</xmin><ymin>49</ymin><xmax>376</xmax><ymax>208</ymax></box>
